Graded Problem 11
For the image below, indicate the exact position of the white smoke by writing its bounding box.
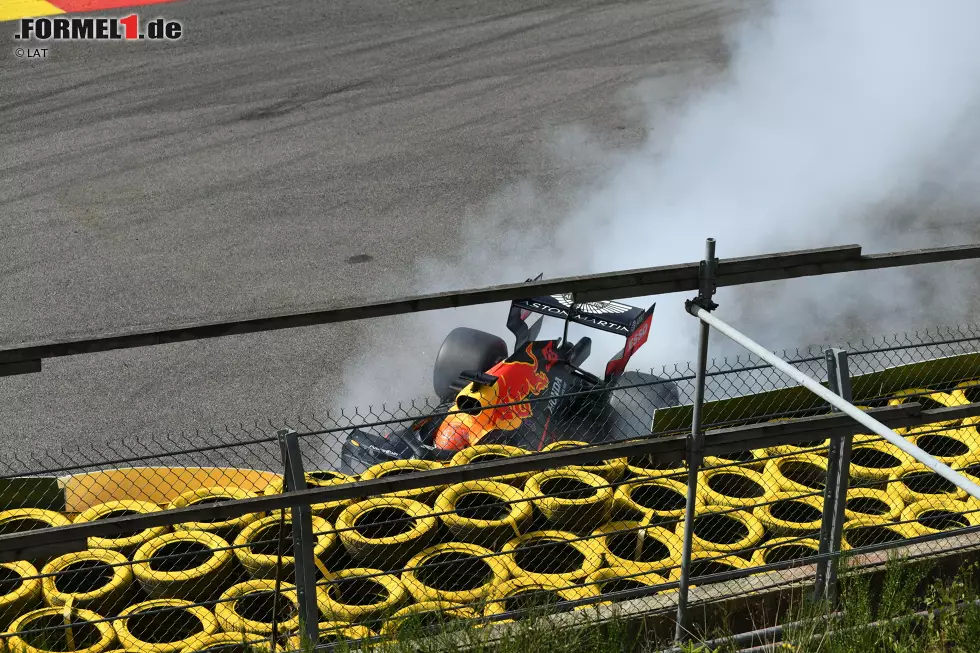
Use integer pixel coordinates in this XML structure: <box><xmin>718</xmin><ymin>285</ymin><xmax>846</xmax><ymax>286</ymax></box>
<box><xmin>329</xmin><ymin>0</ymin><xmax>980</xmax><ymax>413</ymax></box>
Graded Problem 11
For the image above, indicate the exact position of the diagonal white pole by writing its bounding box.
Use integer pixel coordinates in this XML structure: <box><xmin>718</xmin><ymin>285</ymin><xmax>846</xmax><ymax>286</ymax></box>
<box><xmin>690</xmin><ymin>307</ymin><xmax>980</xmax><ymax>502</ymax></box>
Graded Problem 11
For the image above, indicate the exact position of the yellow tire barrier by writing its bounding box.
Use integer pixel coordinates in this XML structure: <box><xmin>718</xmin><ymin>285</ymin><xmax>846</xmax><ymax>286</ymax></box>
<box><xmin>765</xmin><ymin>434</ymin><xmax>831</xmax><ymax>458</ymax></box>
<box><xmin>762</xmin><ymin>454</ymin><xmax>830</xmax><ymax>495</ymax></box>
<box><xmin>843</xmin><ymin>488</ymin><xmax>903</xmax><ymax>522</ymax></box>
<box><xmin>179</xmin><ymin>632</ymin><xmax>272</xmax><ymax>653</ymax></box>
<box><xmin>751</xmin><ymin>537</ymin><xmax>821</xmax><ymax>566</ymax></box>
<box><xmin>336</xmin><ymin>498</ymin><xmax>438</xmax><ymax>569</ymax></box>
<box><xmin>905</xmin><ymin>426</ymin><xmax>980</xmax><ymax>469</ymax></box>
<box><xmin>132</xmin><ymin>531</ymin><xmax>235</xmax><ymax>603</ymax></box>
<box><xmin>524</xmin><ymin>469</ymin><xmax>614</xmax><ymax>532</ymax></box>
<box><xmin>286</xmin><ymin>623</ymin><xmax>375</xmax><ymax>651</ymax></box>
<box><xmin>7</xmin><ymin>606</ymin><xmax>117</xmax><ymax>653</ymax></box>
<box><xmin>41</xmin><ymin>549</ymin><xmax>133</xmax><ymax>615</ymax></box>
<box><xmin>263</xmin><ymin>470</ymin><xmax>358</xmax><ymax>522</ymax></box>
<box><xmin>499</xmin><ymin>530</ymin><xmax>604</xmax><ymax>586</ymax></box>
<box><xmin>316</xmin><ymin>568</ymin><xmax>408</xmax><ymax>623</ymax></box>
<box><xmin>702</xmin><ymin>450</ymin><xmax>765</xmax><ymax>472</ymax></box>
<box><xmin>233</xmin><ymin>515</ymin><xmax>335</xmax><ymax>580</ymax></box>
<box><xmin>841</xmin><ymin>517</ymin><xmax>921</xmax><ymax>550</ymax></box>
<box><xmin>73</xmin><ymin>501</ymin><xmax>168</xmax><ymax>556</ymax></box>
<box><xmin>900</xmin><ymin>498</ymin><xmax>980</xmax><ymax>535</ymax></box>
<box><xmin>754</xmin><ymin>494</ymin><xmax>824</xmax><ymax>537</ymax></box>
<box><xmin>888</xmin><ymin>388</ymin><xmax>966</xmax><ymax>430</ymax></box>
<box><xmin>847</xmin><ymin>439</ymin><xmax>916</xmax><ymax>482</ymax></box>
<box><xmin>585</xmin><ymin>566</ymin><xmax>671</xmax><ymax>601</ymax></box>
<box><xmin>166</xmin><ymin>488</ymin><xmax>261</xmax><ymax>540</ymax></box>
<box><xmin>0</xmin><ymin>561</ymin><xmax>42</xmax><ymax>631</ymax></box>
<box><xmin>540</xmin><ymin>441</ymin><xmax>627</xmax><ymax>482</ymax></box>
<box><xmin>592</xmin><ymin>522</ymin><xmax>682</xmax><ymax>575</ymax></box>
<box><xmin>666</xmin><ymin>551</ymin><xmax>753</xmax><ymax>583</ymax></box>
<box><xmin>680</xmin><ymin>505</ymin><xmax>766</xmax><ymax>556</ymax></box>
<box><xmin>624</xmin><ymin>454</ymin><xmax>686</xmax><ymax>481</ymax></box>
<box><xmin>450</xmin><ymin>445</ymin><xmax>534</xmax><ymax>487</ymax></box>
<box><xmin>401</xmin><ymin>542</ymin><xmax>509</xmax><ymax>605</ymax></box>
<box><xmin>482</xmin><ymin>577</ymin><xmax>599</xmax><ymax>620</ymax></box>
<box><xmin>360</xmin><ymin>460</ymin><xmax>446</xmax><ymax>504</ymax></box>
<box><xmin>0</xmin><ymin>509</ymin><xmax>72</xmax><ymax>539</ymax></box>
<box><xmin>614</xmin><ymin>477</ymin><xmax>700</xmax><ymax>526</ymax></box>
<box><xmin>380</xmin><ymin>601</ymin><xmax>476</xmax><ymax>640</ymax></box>
<box><xmin>889</xmin><ymin>469</ymin><xmax>968</xmax><ymax>506</ymax></box>
<box><xmin>115</xmin><ymin>600</ymin><xmax>218</xmax><ymax>653</ymax></box>
<box><xmin>700</xmin><ymin>468</ymin><xmax>769</xmax><ymax>510</ymax></box>
<box><xmin>434</xmin><ymin>481</ymin><xmax>533</xmax><ymax>549</ymax></box>
<box><xmin>214</xmin><ymin>580</ymin><xmax>300</xmax><ymax>636</ymax></box>
<box><xmin>954</xmin><ymin>380</ymin><xmax>980</xmax><ymax>406</ymax></box>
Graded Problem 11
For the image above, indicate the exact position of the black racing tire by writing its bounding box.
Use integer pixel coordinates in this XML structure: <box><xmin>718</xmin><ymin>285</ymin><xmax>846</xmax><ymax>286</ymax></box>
<box><xmin>0</xmin><ymin>560</ymin><xmax>42</xmax><ymax>631</ymax></box>
<box><xmin>41</xmin><ymin>549</ymin><xmax>134</xmax><ymax>615</ymax></box>
<box><xmin>432</xmin><ymin>328</ymin><xmax>508</xmax><ymax>400</ymax></box>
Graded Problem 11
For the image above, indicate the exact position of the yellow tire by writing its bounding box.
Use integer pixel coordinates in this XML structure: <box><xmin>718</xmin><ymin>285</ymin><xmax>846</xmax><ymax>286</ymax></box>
<box><xmin>132</xmin><ymin>531</ymin><xmax>235</xmax><ymax>603</ymax></box>
<box><xmin>499</xmin><ymin>530</ymin><xmax>604</xmax><ymax>586</ymax></box>
<box><xmin>115</xmin><ymin>600</ymin><xmax>218</xmax><ymax>653</ymax></box>
<box><xmin>179</xmin><ymin>632</ymin><xmax>273</xmax><ymax>653</ymax></box>
<box><xmin>360</xmin><ymin>460</ymin><xmax>446</xmax><ymax>504</ymax></box>
<box><xmin>592</xmin><ymin>522</ymin><xmax>682</xmax><ymax>575</ymax></box>
<box><xmin>233</xmin><ymin>515</ymin><xmax>336</xmax><ymax>580</ymax></box>
<box><xmin>624</xmin><ymin>454</ymin><xmax>686</xmax><ymax>481</ymax></box>
<box><xmin>540</xmin><ymin>441</ymin><xmax>627</xmax><ymax>482</ymax></box>
<box><xmin>679</xmin><ymin>505</ymin><xmax>766</xmax><ymax>556</ymax></box>
<box><xmin>888</xmin><ymin>388</ymin><xmax>966</xmax><ymax>430</ymax></box>
<box><xmin>762</xmin><ymin>454</ymin><xmax>830</xmax><ymax>495</ymax></box>
<box><xmin>0</xmin><ymin>509</ymin><xmax>72</xmax><ymax>557</ymax></box>
<box><xmin>751</xmin><ymin>538</ymin><xmax>821</xmax><ymax>567</ymax></box>
<box><xmin>73</xmin><ymin>501</ymin><xmax>168</xmax><ymax>556</ymax></box>
<box><xmin>286</xmin><ymin>623</ymin><xmax>374</xmax><ymax>651</ymax></box>
<box><xmin>482</xmin><ymin>577</ymin><xmax>599</xmax><ymax>619</ymax></box>
<box><xmin>434</xmin><ymin>481</ymin><xmax>533</xmax><ymax>548</ymax></box>
<box><xmin>214</xmin><ymin>580</ymin><xmax>300</xmax><ymax>636</ymax></box>
<box><xmin>336</xmin><ymin>498</ymin><xmax>438</xmax><ymax>569</ymax></box>
<box><xmin>7</xmin><ymin>606</ymin><xmax>116</xmax><ymax>653</ymax></box>
<box><xmin>524</xmin><ymin>469</ymin><xmax>614</xmax><ymax>532</ymax></box>
<box><xmin>702</xmin><ymin>450</ymin><xmax>765</xmax><ymax>472</ymax></box>
<box><xmin>614</xmin><ymin>477</ymin><xmax>700</xmax><ymax>526</ymax></box>
<box><xmin>316</xmin><ymin>568</ymin><xmax>409</xmax><ymax>623</ymax></box>
<box><xmin>666</xmin><ymin>551</ymin><xmax>753</xmax><ymax>583</ymax></box>
<box><xmin>41</xmin><ymin>549</ymin><xmax>133</xmax><ymax>615</ymax></box>
<box><xmin>846</xmin><ymin>440</ymin><xmax>916</xmax><ymax>482</ymax></box>
<box><xmin>166</xmin><ymin>488</ymin><xmax>261</xmax><ymax>539</ymax></box>
<box><xmin>900</xmin><ymin>498</ymin><xmax>980</xmax><ymax>535</ymax></box>
<box><xmin>754</xmin><ymin>494</ymin><xmax>824</xmax><ymax>537</ymax></box>
<box><xmin>889</xmin><ymin>469</ymin><xmax>968</xmax><ymax>507</ymax></box>
<box><xmin>263</xmin><ymin>470</ymin><xmax>358</xmax><ymax>522</ymax></box>
<box><xmin>841</xmin><ymin>517</ymin><xmax>920</xmax><ymax>550</ymax></box>
<box><xmin>905</xmin><ymin>426</ymin><xmax>980</xmax><ymax>469</ymax></box>
<box><xmin>843</xmin><ymin>488</ymin><xmax>903</xmax><ymax>522</ymax></box>
<box><xmin>0</xmin><ymin>561</ymin><xmax>42</xmax><ymax>631</ymax></box>
<box><xmin>401</xmin><ymin>542</ymin><xmax>509</xmax><ymax>605</ymax></box>
<box><xmin>380</xmin><ymin>601</ymin><xmax>476</xmax><ymax>640</ymax></box>
<box><xmin>450</xmin><ymin>445</ymin><xmax>534</xmax><ymax>487</ymax></box>
<box><xmin>585</xmin><ymin>566</ymin><xmax>672</xmax><ymax>603</ymax></box>
<box><xmin>700</xmin><ymin>468</ymin><xmax>769</xmax><ymax>510</ymax></box>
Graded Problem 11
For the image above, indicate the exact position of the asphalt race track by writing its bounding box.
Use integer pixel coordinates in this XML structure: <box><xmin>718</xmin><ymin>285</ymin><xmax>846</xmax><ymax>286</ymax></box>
<box><xmin>1</xmin><ymin>0</ymin><xmax>977</xmax><ymax>472</ymax></box>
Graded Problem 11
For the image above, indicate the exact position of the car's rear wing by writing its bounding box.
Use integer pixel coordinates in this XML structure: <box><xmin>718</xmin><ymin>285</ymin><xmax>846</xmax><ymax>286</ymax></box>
<box><xmin>506</xmin><ymin>273</ymin><xmax>655</xmax><ymax>379</ymax></box>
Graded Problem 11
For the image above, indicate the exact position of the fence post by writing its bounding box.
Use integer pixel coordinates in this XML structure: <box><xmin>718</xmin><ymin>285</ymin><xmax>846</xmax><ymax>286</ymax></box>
<box><xmin>814</xmin><ymin>349</ymin><xmax>853</xmax><ymax>603</ymax></box>
<box><xmin>278</xmin><ymin>428</ymin><xmax>320</xmax><ymax>648</ymax></box>
<box><xmin>674</xmin><ymin>238</ymin><xmax>718</xmax><ymax>644</ymax></box>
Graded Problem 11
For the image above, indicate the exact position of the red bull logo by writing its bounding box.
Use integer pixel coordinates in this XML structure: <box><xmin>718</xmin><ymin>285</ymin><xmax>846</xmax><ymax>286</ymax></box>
<box><xmin>434</xmin><ymin>342</ymin><xmax>555</xmax><ymax>451</ymax></box>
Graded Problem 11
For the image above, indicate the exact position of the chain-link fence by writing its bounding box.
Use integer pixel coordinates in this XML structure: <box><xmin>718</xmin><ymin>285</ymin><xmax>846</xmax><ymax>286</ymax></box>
<box><xmin>3</xmin><ymin>325</ymin><xmax>980</xmax><ymax>652</ymax></box>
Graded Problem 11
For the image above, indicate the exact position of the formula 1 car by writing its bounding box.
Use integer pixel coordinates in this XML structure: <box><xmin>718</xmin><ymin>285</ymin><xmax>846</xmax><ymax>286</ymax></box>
<box><xmin>340</xmin><ymin>276</ymin><xmax>681</xmax><ymax>474</ymax></box>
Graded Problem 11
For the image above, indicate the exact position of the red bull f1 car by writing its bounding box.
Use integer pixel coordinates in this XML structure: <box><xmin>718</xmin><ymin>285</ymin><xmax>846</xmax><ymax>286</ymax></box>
<box><xmin>340</xmin><ymin>278</ymin><xmax>681</xmax><ymax>474</ymax></box>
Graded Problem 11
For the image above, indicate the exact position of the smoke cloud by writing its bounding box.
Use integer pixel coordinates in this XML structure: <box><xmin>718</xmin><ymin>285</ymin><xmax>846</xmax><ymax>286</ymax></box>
<box><xmin>329</xmin><ymin>0</ymin><xmax>980</xmax><ymax>414</ymax></box>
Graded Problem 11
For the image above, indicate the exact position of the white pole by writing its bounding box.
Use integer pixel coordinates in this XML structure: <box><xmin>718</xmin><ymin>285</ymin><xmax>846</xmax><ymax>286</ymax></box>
<box><xmin>691</xmin><ymin>307</ymin><xmax>980</xmax><ymax>501</ymax></box>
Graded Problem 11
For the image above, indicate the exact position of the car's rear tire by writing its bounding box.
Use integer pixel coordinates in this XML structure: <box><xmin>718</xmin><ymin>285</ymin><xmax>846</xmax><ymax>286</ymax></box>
<box><xmin>432</xmin><ymin>328</ymin><xmax>508</xmax><ymax>400</ymax></box>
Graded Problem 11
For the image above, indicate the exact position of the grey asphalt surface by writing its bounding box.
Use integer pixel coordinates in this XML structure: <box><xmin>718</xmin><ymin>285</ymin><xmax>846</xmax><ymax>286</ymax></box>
<box><xmin>2</xmin><ymin>0</ymin><xmax>977</xmax><ymax>474</ymax></box>
<box><xmin>0</xmin><ymin>0</ymin><xmax>751</xmax><ymax>471</ymax></box>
